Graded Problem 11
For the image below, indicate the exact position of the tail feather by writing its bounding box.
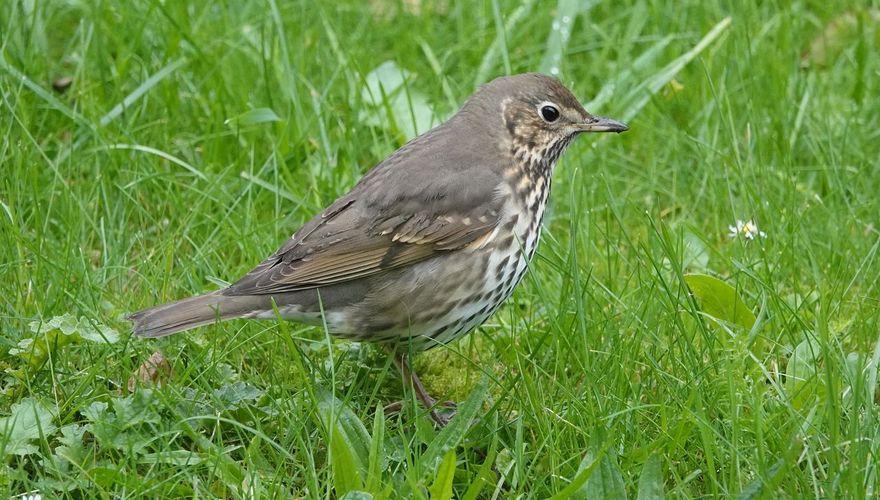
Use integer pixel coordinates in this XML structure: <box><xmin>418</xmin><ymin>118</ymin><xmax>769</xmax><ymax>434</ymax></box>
<box><xmin>128</xmin><ymin>291</ymin><xmax>263</xmax><ymax>338</ymax></box>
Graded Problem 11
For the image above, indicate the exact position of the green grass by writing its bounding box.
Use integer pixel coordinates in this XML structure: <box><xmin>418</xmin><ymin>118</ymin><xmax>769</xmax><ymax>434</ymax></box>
<box><xmin>2</xmin><ymin>0</ymin><xmax>879</xmax><ymax>497</ymax></box>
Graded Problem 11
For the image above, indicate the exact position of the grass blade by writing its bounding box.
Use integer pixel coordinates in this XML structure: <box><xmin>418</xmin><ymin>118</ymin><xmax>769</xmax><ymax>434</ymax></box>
<box><xmin>240</xmin><ymin>170</ymin><xmax>300</xmax><ymax>203</ymax></box>
<box><xmin>475</xmin><ymin>0</ymin><xmax>536</xmax><ymax>86</ymax></box>
<box><xmin>419</xmin><ymin>375</ymin><xmax>489</xmax><ymax>473</ymax></box>
<box><xmin>96</xmin><ymin>143</ymin><xmax>208</xmax><ymax>181</ymax></box>
<box><xmin>317</xmin><ymin>389</ymin><xmax>371</xmax><ymax>494</ymax></box>
<box><xmin>637</xmin><ymin>453</ymin><xmax>665</xmax><ymax>500</ymax></box>
<box><xmin>584</xmin><ymin>36</ymin><xmax>672</xmax><ymax>111</ymax></box>
<box><xmin>551</xmin><ymin>449</ymin><xmax>604</xmax><ymax>500</ymax></box>
<box><xmin>539</xmin><ymin>0</ymin><xmax>600</xmax><ymax>77</ymax></box>
<box><xmin>98</xmin><ymin>59</ymin><xmax>187</xmax><ymax>127</ymax></box>
<box><xmin>0</xmin><ymin>54</ymin><xmax>93</xmax><ymax>131</ymax></box>
<box><xmin>366</xmin><ymin>405</ymin><xmax>387</xmax><ymax>493</ymax></box>
<box><xmin>428</xmin><ymin>449</ymin><xmax>457</xmax><ymax>500</ymax></box>
<box><xmin>620</xmin><ymin>17</ymin><xmax>732</xmax><ymax>122</ymax></box>
<box><xmin>582</xmin><ymin>449</ymin><xmax>626</xmax><ymax>500</ymax></box>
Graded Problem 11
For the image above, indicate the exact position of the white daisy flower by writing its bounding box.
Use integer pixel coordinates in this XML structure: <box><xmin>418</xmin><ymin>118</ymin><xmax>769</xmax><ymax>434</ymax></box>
<box><xmin>728</xmin><ymin>219</ymin><xmax>767</xmax><ymax>240</ymax></box>
<box><xmin>14</xmin><ymin>493</ymin><xmax>42</xmax><ymax>500</ymax></box>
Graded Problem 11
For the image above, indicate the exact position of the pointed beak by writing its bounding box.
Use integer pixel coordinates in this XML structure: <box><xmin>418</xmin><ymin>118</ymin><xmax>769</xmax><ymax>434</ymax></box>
<box><xmin>576</xmin><ymin>115</ymin><xmax>629</xmax><ymax>133</ymax></box>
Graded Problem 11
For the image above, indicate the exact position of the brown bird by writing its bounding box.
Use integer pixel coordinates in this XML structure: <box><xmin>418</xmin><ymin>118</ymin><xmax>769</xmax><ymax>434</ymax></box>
<box><xmin>129</xmin><ymin>73</ymin><xmax>627</xmax><ymax>426</ymax></box>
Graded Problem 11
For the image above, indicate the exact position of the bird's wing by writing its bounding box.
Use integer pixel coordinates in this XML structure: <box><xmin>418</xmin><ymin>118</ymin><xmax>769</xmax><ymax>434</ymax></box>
<box><xmin>224</xmin><ymin>191</ymin><xmax>504</xmax><ymax>295</ymax></box>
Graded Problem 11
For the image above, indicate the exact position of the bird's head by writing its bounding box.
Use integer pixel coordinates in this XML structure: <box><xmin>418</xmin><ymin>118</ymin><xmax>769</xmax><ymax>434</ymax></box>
<box><xmin>461</xmin><ymin>73</ymin><xmax>628</xmax><ymax>168</ymax></box>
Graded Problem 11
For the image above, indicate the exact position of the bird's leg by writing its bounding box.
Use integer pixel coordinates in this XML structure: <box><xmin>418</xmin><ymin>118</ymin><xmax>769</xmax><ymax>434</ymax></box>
<box><xmin>387</xmin><ymin>348</ymin><xmax>455</xmax><ymax>427</ymax></box>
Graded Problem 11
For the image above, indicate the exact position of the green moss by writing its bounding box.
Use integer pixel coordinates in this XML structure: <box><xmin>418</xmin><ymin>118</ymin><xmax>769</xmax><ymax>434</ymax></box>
<box><xmin>414</xmin><ymin>336</ymin><xmax>495</xmax><ymax>403</ymax></box>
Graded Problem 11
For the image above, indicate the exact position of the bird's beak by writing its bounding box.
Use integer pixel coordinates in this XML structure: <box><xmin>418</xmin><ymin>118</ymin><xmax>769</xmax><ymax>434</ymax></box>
<box><xmin>576</xmin><ymin>115</ymin><xmax>629</xmax><ymax>133</ymax></box>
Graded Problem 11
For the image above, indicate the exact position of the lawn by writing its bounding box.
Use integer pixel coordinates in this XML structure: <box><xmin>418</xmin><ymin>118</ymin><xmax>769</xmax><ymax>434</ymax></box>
<box><xmin>1</xmin><ymin>0</ymin><xmax>878</xmax><ymax>497</ymax></box>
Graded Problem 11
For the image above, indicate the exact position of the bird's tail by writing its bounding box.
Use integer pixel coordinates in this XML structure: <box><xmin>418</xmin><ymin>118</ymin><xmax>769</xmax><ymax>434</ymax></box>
<box><xmin>128</xmin><ymin>291</ymin><xmax>264</xmax><ymax>338</ymax></box>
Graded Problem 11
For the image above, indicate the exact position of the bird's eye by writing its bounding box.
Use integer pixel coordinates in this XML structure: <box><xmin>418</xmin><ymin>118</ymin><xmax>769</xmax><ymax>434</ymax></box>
<box><xmin>540</xmin><ymin>104</ymin><xmax>560</xmax><ymax>122</ymax></box>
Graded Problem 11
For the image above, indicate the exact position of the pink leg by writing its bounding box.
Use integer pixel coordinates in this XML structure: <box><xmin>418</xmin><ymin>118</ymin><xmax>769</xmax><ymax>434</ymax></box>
<box><xmin>388</xmin><ymin>349</ymin><xmax>455</xmax><ymax>427</ymax></box>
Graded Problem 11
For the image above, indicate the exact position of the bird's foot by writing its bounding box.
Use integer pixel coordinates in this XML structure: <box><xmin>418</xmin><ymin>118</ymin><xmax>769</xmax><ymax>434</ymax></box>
<box><xmin>382</xmin><ymin>400</ymin><xmax>404</xmax><ymax>414</ymax></box>
<box><xmin>382</xmin><ymin>398</ymin><xmax>458</xmax><ymax>427</ymax></box>
<box><xmin>387</xmin><ymin>348</ymin><xmax>460</xmax><ymax>428</ymax></box>
<box><xmin>427</xmin><ymin>402</ymin><xmax>457</xmax><ymax>427</ymax></box>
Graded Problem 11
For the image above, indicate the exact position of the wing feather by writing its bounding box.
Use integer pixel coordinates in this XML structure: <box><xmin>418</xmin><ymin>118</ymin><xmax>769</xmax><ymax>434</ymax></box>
<box><xmin>225</xmin><ymin>197</ymin><xmax>502</xmax><ymax>295</ymax></box>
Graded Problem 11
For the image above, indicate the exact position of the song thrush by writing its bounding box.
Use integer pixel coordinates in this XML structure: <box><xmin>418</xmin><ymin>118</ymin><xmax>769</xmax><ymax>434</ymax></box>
<box><xmin>129</xmin><ymin>73</ymin><xmax>627</xmax><ymax>426</ymax></box>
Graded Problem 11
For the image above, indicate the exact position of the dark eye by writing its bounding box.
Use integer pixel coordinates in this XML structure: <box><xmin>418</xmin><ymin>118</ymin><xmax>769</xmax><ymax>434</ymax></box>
<box><xmin>540</xmin><ymin>105</ymin><xmax>560</xmax><ymax>122</ymax></box>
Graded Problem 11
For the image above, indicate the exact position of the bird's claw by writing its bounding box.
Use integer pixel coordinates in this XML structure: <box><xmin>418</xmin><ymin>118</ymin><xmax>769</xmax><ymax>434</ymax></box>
<box><xmin>429</xmin><ymin>406</ymin><xmax>457</xmax><ymax>427</ymax></box>
<box><xmin>382</xmin><ymin>399</ymin><xmax>458</xmax><ymax>427</ymax></box>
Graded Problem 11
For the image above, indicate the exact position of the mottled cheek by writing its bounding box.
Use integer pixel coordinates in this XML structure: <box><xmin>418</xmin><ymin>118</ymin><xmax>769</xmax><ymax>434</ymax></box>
<box><xmin>505</xmin><ymin>106</ymin><xmax>548</xmax><ymax>141</ymax></box>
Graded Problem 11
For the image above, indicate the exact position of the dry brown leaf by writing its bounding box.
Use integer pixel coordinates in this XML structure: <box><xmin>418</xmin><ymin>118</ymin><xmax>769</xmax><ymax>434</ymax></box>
<box><xmin>127</xmin><ymin>351</ymin><xmax>173</xmax><ymax>393</ymax></box>
<box><xmin>802</xmin><ymin>8</ymin><xmax>880</xmax><ymax>68</ymax></box>
<box><xmin>52</xmin><ymin>76</ymin><xmax>73</xmax><ymax>93</ymax></box>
